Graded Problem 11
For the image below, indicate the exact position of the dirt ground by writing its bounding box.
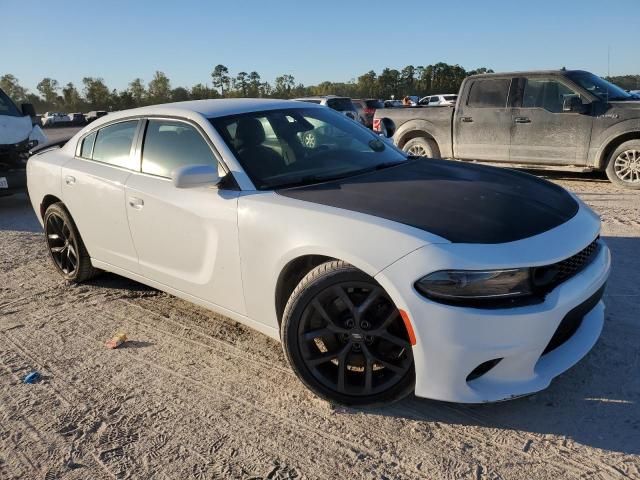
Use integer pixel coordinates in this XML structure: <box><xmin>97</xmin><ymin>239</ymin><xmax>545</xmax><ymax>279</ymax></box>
<box><xmin>1</xmin><ymin>159</ymin><xmax>639</xmax><ymax>479</ymax></box>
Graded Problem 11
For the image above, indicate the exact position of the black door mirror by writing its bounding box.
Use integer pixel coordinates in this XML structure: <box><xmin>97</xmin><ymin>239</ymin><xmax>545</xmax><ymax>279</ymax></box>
<box><xmin>563</xmin><ymin>96</ymin><xmax>587</xmax><ymax>113</ymax></box>
<box><xmin>21</xmin><ymin>103</ymin><xmax>36</xmax><ymax>117</ymax></box>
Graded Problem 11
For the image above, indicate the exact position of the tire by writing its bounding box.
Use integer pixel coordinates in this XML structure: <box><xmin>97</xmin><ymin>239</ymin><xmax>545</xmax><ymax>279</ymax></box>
<box><xmin>402</xmin><ymin>137</ymin><xmax>440</xmax><ymax>158</ymax></box>
<box><xmin>605</xmin><ymin>140</ymin><xmax>640</xmax><ymax>189</ymax></box>
<box><xmin>281</xmin><ymin>260</ymin><xmax>415</xmax><ymax>406</ymax></box>
<box><xmin>44</xmin><ymin>203</ymin><xmax>98</xmax><ymax>282</ymax></box>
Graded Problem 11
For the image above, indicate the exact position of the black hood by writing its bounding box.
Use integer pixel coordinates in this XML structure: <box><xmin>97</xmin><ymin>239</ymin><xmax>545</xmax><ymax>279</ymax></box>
<box><xmin>277</xmin><ymin>159</ymin><xmax>579</xmax><ymax>244</ymax></box>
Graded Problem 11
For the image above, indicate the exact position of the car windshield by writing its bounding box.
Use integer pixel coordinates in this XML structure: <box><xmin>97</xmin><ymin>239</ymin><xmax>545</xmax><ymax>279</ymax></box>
<box><xmin>0</xmin><ymin>89</ymin><xmax>22</xmax><ymax>117</ymax></box>
<box><xmin>210</xmin><ymin>107</ymin><xmax>407</xmax><ymax>190</ymax></box>
<box><xmin>566</xmin><ymin>71</ymin><xmax>634</xmax><ymax>101</ymax></box>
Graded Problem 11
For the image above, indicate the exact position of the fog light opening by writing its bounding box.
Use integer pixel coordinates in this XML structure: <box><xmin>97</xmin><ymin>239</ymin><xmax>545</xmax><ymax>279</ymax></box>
<box><xmin>466</xmin><ymin>358</ymin><xmax>503</xmax><ymax>382</ymax></box>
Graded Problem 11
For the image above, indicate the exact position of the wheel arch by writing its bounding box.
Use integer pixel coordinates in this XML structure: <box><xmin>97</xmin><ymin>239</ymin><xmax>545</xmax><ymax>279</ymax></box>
<box><xmin>596</xmin><ymin>131</ymin><xmax>640</xmax><ymax>169</ymax></box>
<box><xmin>275</xmin><ymin>254</ymin><xmax>336</xmax><ymax>327</ymax></box>
<box><xmin>397</xmin><ymin>128</ymin><xmax>439</xmax><ymax>150</ymax></box>
<box><xmin>40</xmin><ymin>194</ymin><xmax>63</xmax><ymax>220</ymax></box>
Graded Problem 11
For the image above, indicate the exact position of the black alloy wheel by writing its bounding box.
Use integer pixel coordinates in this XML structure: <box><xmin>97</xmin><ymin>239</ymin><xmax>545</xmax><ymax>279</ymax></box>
<box><xmin>282</xmin><ymin>261</ymin><xmax>414</xmax><ymax>406</ymax></box>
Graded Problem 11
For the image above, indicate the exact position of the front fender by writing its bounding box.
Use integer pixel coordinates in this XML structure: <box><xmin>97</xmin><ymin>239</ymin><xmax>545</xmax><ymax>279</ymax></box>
<box><xmin>591</xmin><ymin>119</ymin><xmax>640</xmax><ymax>168</ymax></box>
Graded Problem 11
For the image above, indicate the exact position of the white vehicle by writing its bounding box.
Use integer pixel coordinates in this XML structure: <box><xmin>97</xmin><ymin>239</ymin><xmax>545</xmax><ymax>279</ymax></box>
<box><xmin>419</xmin><ymin>94</ymin><xmax>458</xmax><ymax>106</ymax></box>
<box><xmin>27</xmin><ymin>99</ymin><xmax>611</xmax><ymax>405</ymax></box>
<box><xmin>0</xmin><ymin>88</ymin><xmax>47</xmax><ymax>196</ymax></box>
<box><xmin>42</xmin><ymin>112</ymin><xmax>69</xmax><ymax>126</ymax></box>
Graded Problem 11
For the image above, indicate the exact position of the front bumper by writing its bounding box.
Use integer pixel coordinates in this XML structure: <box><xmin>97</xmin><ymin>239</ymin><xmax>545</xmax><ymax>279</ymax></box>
<box><xmin>0</xmin><ymin>167</ymin><xmax>27</xmax><ymax>195</ymax></box>
<box><xmin>376</xmin><ymin>205</ymin><xmax>611</xmax><ymax>403</ymax></box>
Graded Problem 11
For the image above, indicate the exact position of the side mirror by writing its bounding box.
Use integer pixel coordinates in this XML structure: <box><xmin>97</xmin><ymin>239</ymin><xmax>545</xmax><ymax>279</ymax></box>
<box><xmin>21</xmin><ymin>103</ymin><xmax>36</xmax><ymax>117</ymax></box>
<box><xmin>171</xmin><ymin>164</ymin><xmax>220</xmax><ymax>188</ymax></box>
<box><xmin>563</xmin><ymin>96</ymin><xmax>587</xmax><ymax>113</ymax></box>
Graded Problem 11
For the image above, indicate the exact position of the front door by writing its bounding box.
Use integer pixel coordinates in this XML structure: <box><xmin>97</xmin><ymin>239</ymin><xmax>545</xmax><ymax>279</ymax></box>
<box><xmin>453</xmin><ymin>77</ymin><xmax>513</xmax><ymax>162</ymax></box>
<box><xmin>510</xmin><ymin>77</ymin><xmax>593</xmax><ymax>165</ymax></box>
<box><xmin>124</xmin><ymin>119</ymin><xmax>245</xmax><ymax>315</ymax></box>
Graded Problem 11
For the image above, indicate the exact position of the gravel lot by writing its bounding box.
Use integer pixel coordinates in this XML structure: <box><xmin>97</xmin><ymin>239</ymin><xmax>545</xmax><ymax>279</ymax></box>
<box><xmin>1</xmin><ymin>146</ymin><xmax>639</xmax><ymax>479</ymax></box>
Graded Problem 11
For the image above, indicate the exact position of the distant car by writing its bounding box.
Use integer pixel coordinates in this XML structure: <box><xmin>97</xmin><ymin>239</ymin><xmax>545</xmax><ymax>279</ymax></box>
<box><xmin>384</xmin><ymin>99</ymin><xmax>403</xmax><ymax>108</ymax></box>
<box><xmin>630</xmin><ymin>90</ymin><xmax>640</xmax><ymax>98</ymax></box>
<box><xmin>68</xmin><ymin>113</ymin><xmax>86</xmax><ymax>125</ymax></box>
<box><xmin>293</xmin><ymin>96</ymin><xmax>358</xmax><ymax>121</ymax></box>
<box><xmin>419</xmin><ymin>94</ymin><xmax>458</xmax><ymax>106</ymax></box>
<box><xmin>86</xmin><ymin>110</ymin><xmax>108</xmax><ymax>123</ymax></box>
<box><xmin>351</xmin><ymin>99</ymin><xmax>384</xmax><ymax>128</ymax></box>
<box><xmin>42</xmin><ymin>112</ymin><xmax>69</xmax><ymax>127</ymax></box>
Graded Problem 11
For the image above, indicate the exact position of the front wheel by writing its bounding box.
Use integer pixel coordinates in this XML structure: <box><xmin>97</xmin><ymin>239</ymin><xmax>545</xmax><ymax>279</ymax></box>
<box><xmin>402</xmin><ymin>137</ymin><xmax>440</xmax><ymax>158</ymax></box>
<box><xmin>281</xmin><ymin>261</ymin><xmax>415</xmax><ymax>406</ymax></box>
<box><xmin>605</xmin><ymin>140</ymin><xmax>640</xmax><ymax>189</ymax></box>
<box><xmin>44</xmin><ymin>203</ymin><xmax>98</xmax><ymax>282</ymax></box>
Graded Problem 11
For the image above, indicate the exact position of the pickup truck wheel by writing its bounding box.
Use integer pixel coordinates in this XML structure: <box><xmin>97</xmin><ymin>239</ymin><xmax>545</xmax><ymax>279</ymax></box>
<box><xmin>281</xmin><ymin>260</ymin><xmax>415</xmax><ymax>406</ymax></box>
<box><xmin>44</xmin><ymin>203</ymin><xmax>98</xmax><ymax>283</ymax></box>
<box><xmin>606</xmin><ymin>140</ymin><xmax>640</xmax><ymax>189</ymax></box>
<box><xmin>402</xmin><ymin>137</ymin><xmax>440</xmax><ymax>158</ymax></box>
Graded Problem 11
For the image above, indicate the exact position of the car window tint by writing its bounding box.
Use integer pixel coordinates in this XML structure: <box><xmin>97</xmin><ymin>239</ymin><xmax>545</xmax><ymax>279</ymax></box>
<box><xmin>522</xmin><ymin>78</ymin><xmax>578</xmax><ymax>113</ymax></box>
<box><xmin>92</xmin><ymin>121</ymin><xmax>138</xmax><ymax>169</ymax></box>
<box><xmin>0</xmin><ymin>89</ymin><xmax>21</xmax><ymax>117</ymax></box>
<box><xmin>79</xmin><ymin>131</ymin><xmax>96</xmax><ymax>158</ymax></box>
<box><xmin>326</xmin><ymin>98</ymin><xmax>355</xmax><ymax>111</ymax></box>
<box><xmin>467</xmin><ymin>79</ymin><xmax>511</xmax><ymax>108</ymax></box>
<box><xmin>142</xmin><ymin>120</ymin><xmax>216</xmax><ymax>178</ymax></box>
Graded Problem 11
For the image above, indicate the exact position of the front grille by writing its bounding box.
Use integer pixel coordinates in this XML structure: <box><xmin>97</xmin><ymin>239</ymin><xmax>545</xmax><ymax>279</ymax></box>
<box><xmin>542</xmin><ymin>284</ymin><xmax>606</xmax><ymax>355</ymax></box>
<box><xmin>532</xmin><ymin>237</ymin><xmax>600</xmax><ymax>292</ymax></box>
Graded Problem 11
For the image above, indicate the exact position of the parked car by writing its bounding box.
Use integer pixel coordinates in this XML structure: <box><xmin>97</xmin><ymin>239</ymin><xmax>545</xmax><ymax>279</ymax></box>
<box><xmin>42</xmin><ymin>112</ymin><xmax>69</xmax><ymax>127</ymax></box>
<box><xmin>0</xmin><ymin>88</ymin><xmax>47</xmax><ymax>196</ymax></box>
<box><xmin>68</xmin><ymin>112</ymin><xmax>86</xmax><ymax>125</ymax></box>
<box><xmin>375</xmin><ymin>69</ymin><xmax>640</xmax><ymax>189</ymax></box>
<box><xmin>85</xmin><ymin>110</ymin><xmax>108</xmax><ymax>123</ymax></box>
<box><xmin>27</xmin><ymin>99</ymin><xmax>610</xmax><ymax>406</ymax></box>
<box><xmin>352</xmin><ymin>99</ymin><xmax>384</xmax><ymax>128</ymax></box>
<box><xmin>384</xmin><ymin>99</ymin><xmax>403</xmax><ymax>108</ymax></box>
<box><xmin>293</xmin><ymin>96</ymin><xmax>358</xmax><ymax>121</ymax></box>
<box><xmin>419</xmin><ymin>94</ymin><xmax>458</xmax><ymax>106</ymax></box>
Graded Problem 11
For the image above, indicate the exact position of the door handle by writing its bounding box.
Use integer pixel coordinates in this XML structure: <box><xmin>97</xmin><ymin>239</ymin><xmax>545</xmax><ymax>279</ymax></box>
<box><xmin>514</xmin><ymin>117</ymin><xmax>531</xmax><ymax>124</ymax></box>
<box><xmin>460</xmin><ymin>116</ymin><xmax>473</xmax><ymax>123</ymax></box>
<box><xmin>64</xmin><ymin>175</ymin><xmax>76</xmax><ymax>185</ymax></box>
<box><xmin>128</xmin><ymin>197</ymin><xmax>144</xmax><ymax>209</ymax></box>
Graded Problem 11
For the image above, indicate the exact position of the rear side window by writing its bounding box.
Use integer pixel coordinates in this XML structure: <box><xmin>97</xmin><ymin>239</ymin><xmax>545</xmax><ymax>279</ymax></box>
<box><xmin>467</xmin><ymin>79</ymin><xmax>511</xmax><ymax>108</ymax></box>
<box><xmin>92</xmin><ymin>121</ymin><xmax>138</xmax><ymax>169</ymax></box>
<box><xmin>326</xmin><ymin>98</ymin><xmax>355</xmax><ymax>111</ymax></box>
<box><xmin>365</xmin><ymin>100</ymin><xmax>384</xmax><ymax>109</ymax></box>
<box><xmin>444</xmin><ymin>95</ymin><xmax>457</xmax><ymax>101</ymax></box>
<box><xmin>79</xmin><ymin>131</ymin><xmax>96</xmax><ymax>158</ymax></box>
<box><xmin>141</xmin><ymin>120</ymin><xmax>217</xmax><ymax>178</ymax></box>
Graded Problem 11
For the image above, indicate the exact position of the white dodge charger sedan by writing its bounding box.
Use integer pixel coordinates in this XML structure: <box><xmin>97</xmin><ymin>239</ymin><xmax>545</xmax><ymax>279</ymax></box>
<box><xmin>27</xmin><ymin>99</ymin><xmax>611</xmax><ymax>406</ymax></box>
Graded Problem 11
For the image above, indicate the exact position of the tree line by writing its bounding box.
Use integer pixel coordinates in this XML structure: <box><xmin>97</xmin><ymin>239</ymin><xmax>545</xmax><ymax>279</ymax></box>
<box><xmin>0</xmin><ymin>62</ymin><xmax>495</xmax><ymax>113</ymax></box>
<box><xmin>2</xmin><ymin>64</ymin><xmax>636</xmax><ymax>114</ymax></box>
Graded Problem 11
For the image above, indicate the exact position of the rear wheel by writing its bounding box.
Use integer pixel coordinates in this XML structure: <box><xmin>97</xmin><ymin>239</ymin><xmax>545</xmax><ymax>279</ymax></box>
<box><xmin>605</xmin><ymin>140</ymin><xmax>640</xmax><ymax>189</ymax></box>
<box><xmin>402</xmin><ymin>137</ymin><xmax>440</xmax><ymax>158</ymax></box>
<box><xmin>281</xmin><ymin>260</ymin><xmax>414</xmax><ymax>406</ymax></box>
<box><xmin>44</xmin><ymin>203</ymin><xmax>98</xmax><ymax>282</ymax></box>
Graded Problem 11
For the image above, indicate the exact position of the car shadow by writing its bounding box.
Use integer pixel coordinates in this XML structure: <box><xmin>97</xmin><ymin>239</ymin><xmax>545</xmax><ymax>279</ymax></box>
<box><xmin>340</xmin><ymin>236</ymin><xmax>640</xmax><ymax>455</ymax></box>
<box><xmin>0</xmin><ymin>193</ymin><xmax>42</xmax><ymax>233</ymax></box>
<box><xmin>83</xmin><ymin>272</ymin><xmax>159</xmax><ymax>294</ymax></box>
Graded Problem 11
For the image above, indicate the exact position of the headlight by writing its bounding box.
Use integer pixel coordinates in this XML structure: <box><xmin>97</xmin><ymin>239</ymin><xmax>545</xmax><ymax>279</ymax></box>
<box><xmin>415</xmin><ymin>269</ymin><xmax>533</xmax><ymax>302</ymax></box>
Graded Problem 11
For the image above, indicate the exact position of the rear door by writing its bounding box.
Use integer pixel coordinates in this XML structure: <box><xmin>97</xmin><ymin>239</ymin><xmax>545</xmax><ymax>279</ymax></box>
<box><xmin>453</xmin><ymin>78</ymin><xmax>512</xmax><ymax>161</ymax></box>
<box><xmin>510</xmin><ymin>76</ymin><xmax>592</xmax><ymax>165</ymax></box>
<box><xmin>61</xmin><ymin>120</ymin><xmax>141</xmax><ymax>272</ymax></box>
<box><xmin>124</xmin><ymin>118</ymin><xmax>245</xmax><ymax>314</ymax></box>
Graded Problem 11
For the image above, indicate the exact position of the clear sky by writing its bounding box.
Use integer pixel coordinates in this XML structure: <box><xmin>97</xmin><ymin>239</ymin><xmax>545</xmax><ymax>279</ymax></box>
<box><xmin>2</xmin><ymin>0</ymin><xmax>638</xmax><ymax>92</ymax></box>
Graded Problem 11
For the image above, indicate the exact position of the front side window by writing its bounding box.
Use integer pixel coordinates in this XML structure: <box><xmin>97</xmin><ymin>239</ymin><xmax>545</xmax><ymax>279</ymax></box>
<box><xmin>210</xmin><ymin>107</ymin><xmax>406</xmax><ymax>190</ymax></box>
<box><xmin>467</xmin><ymin>79</ymin><xmax>511</xmax><ymax>108</ymax></box>
<box><xmin>141</xmin><ymin>120</ymin><xmax>217</xmax><ymax>178</ymax></box>
<box><xmin>522</xmin><ymin>78</ymin><xmax>579</xmax><ymax>113</ymax></box>
<box><xmin>92</xmin><ymin>121</ymin><xmax>138</xmax><ymax>169</ymax></box>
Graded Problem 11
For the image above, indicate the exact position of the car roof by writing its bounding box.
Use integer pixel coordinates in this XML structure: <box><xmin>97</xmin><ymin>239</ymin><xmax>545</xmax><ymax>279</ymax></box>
<box><xmin>85</xmin><ymin>99</ymin><xmax>321</xmax><ymax>128</ymax></box>
<box><xmin>293</xmin><ymin>95</ymin><xmax>349</xmax><ymax>101</ymax></box>
<box><xmin>466</xmin><ymin>69</ymin><xmax>585</xmax><ymax>79</ymax></box>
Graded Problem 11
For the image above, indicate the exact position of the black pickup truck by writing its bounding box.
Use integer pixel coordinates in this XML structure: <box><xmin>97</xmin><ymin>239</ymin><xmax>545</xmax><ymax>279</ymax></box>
<box><xmin>374</xmin><ymin>70</ymin><xmax>640</xmax><ymax>189</ymax></box>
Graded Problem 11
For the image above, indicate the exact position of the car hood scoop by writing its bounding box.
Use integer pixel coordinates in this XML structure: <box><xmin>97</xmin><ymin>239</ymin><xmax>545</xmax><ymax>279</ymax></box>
<box><xmin>276</xmin><ymin>159</ymin><xmax>579</xmax><ymax>244</ymax></box>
